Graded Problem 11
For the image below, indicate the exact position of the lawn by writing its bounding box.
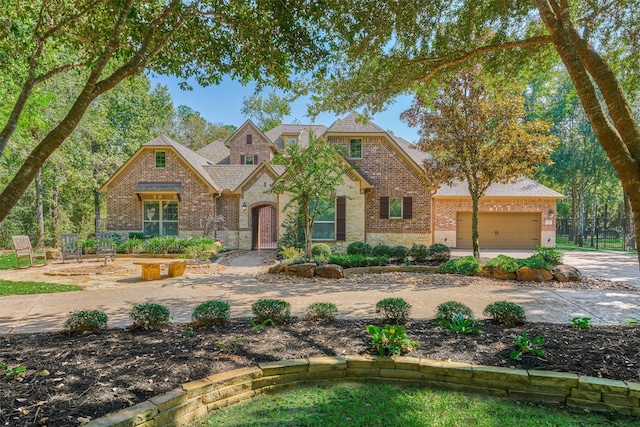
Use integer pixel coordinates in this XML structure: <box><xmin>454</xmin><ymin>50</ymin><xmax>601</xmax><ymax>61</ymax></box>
<box><xmin>0</xmin><ymin>252</ymin><xmax>47</xmax><ymax>269</ymax></box>
<box><xmin>199</xmin><ymin>382</ymin><xmax>631</xmax><ymax>427</ymax></box>
<box><xmin>0</xmin><ymin>279</ymin><xmax>82</xmax><ymax>296</ymax></box>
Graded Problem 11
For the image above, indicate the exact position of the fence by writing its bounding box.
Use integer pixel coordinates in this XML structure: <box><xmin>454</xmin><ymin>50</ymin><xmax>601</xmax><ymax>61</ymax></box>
<box><xmin>556</xmin><ymin>216</ymin><xmax>635</xmax><ymax>251</ymax></box>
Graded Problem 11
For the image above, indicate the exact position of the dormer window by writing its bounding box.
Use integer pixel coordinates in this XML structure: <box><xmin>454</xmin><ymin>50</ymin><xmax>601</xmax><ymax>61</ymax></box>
<box><xmin>349</xmin><ymin>138</ymin><xmax>362</xmax><ymax>159</ymax></box>
<box><xmin>155</xmin><ymin>151</ymin><xmax>166</xmax><ymax>168</ymax></box>
<box><xmin>289</xmin><ymin>138</ymin><xmax>297</xmax><ymax>145</ymax></box>
<box><xmin>247</xmin><ymin>134</ymin><xmax>253</xmax><ymax>144</ymax></box>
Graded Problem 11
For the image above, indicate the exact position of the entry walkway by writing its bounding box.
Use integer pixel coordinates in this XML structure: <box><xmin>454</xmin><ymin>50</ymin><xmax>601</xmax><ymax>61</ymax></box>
<box><xmin>0</xmin><ymin>250</ymin><xmax>639</xmax><ymax>334</ymax></box>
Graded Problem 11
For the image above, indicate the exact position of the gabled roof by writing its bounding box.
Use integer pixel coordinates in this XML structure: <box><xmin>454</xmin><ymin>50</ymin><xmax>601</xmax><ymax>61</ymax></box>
<box><xmin>433</xmin><ymin>177</ymin><xmax>566</xmax><ymax>198</ymax></box>
<box><xmin>196</xmin><ymin>140</ymin><xmax>230</xmax><ymax>164</ymax></box>
<box><xmin>232</xmin><ymin>162</ymin><xmax>284</xmax><ymax>194</ymax></box>
<box><xmin>202</xmin><ymin>165</ymin><xmax>259</xmax><ymax>192</ymax></box>
<box><xmin>224</xmin><ymin>120</ymin><xmax>277</xmax><ymax>151</ymax></box>
<box><xmin>265</xmin><ymin>124</ymin><xmax>328</xmax><ymax>149</ymax></box>
<box><xmin>325</xmin><ymin>111</ymin><xmax>386</xmax><ymax>133</ymax></box>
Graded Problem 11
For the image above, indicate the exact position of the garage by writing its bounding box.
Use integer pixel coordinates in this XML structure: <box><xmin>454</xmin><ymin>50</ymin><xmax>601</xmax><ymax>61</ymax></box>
<box><xmin>456</xmin><ymin>212</ymin><xmax>540</xmax><ymax>249</ymax></box>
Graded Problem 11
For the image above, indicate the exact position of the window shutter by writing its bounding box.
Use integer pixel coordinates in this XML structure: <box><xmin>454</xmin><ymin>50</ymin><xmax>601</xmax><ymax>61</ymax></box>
<box><xmin>403</xmin><ymin>197</ymin><xmax>413</xmax><ymax>219</ymax></box>
<box><xmin>240</xmin><ymin>155</ymin><xmax>245</xmax><ymax>164</ymax></box>
<box><xmin>336</xmin><ymin>197</ymin><xmax>346</xmax><ymax>241</ymax></box>
<box><xmin>247</xmin><ymin>134</ymin><xmax>252</xmax><ymax>144</ymax></box>
<box><xmin>254</xmin><ymin>154</ymin><xmax>258</xmax><ymax>164</ymax></box>
<box><xmin>380</xmin><ymin>197</ymin><xmax>389</xmax><ymax>219</ymax></box>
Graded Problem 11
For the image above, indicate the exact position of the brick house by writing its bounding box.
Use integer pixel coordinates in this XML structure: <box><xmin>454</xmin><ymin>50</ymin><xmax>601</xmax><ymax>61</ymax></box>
<box><xmin>99</xmin><ymin>112</ymin><xmax>563</xmax><ymax>250</ymax></box>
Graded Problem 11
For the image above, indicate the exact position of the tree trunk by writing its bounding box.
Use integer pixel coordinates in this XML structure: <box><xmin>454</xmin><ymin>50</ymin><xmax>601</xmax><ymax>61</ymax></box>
<box><xmin>570</xmin><ymin>182</ymin><xmax>577</xmax><ymax>243</ymax></box>
<box><xmin>624</xmin><ymin>192</ymin><xmax>636</xmax><ymax>250</ymax></box>
<box><xmin>51</xmin><ymin>184</ymin><xmax>59</xmax><ymax>248</ymax></box>
<box><xmin>92</xmin><ymin>139</ymin><xmax>102</xmax><ymax>233</ymax></box>
<box><xmin>471</xmin><ymin>194</ymin><xmax>480</xmax><ymax>259</ymax></box>
<box><xmin>35</xmin><ymin>169</ymin><xmax>45</xmax><ymax>248</ymax></box>
<box><xmin>305</xmin><ymin>206</ymin><xmax>312</xmax><ymax>261</ymax></box>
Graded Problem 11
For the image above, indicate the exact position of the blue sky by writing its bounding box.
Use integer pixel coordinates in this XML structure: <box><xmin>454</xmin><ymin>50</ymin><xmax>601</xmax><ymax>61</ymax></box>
<box><xmin>149</xmin><ymin>75</ymin><xmax>420</xmax><ymax>143</ymax></box>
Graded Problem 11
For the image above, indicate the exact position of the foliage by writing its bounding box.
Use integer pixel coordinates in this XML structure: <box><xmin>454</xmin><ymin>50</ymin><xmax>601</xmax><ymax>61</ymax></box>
<box><xmin>439</xmin><ymin>256</ymin><xmax>481</xmax><ymax>275</ymax></box>
<box><xmin>81</xmin><ymin>239</ymin><xmax>98</xmax><ymax>254</ymax></box>
<box><xmin>435</xmin><ymin>301</ymin><xmax>473</xmax><ymax>320</ymax></box>
<box><xmin>241</xmin><ymin>92</ymin><xmax>292</xmax><ymax>132</ymax></box>
<box><xmin>0</xmin><ymin>363</ymin><xmax>26</xmax><ymax>380</ymax></box>
<box><xmin>346</xmin><ymin>241</ymin><xmax>371</xmax><ymax>256</ymax></box>
<box><xmin>251</xmin><ymin>299</ymin><xmax>291</xmax><ymax>323</ymax></box>
<box><xmin>328</xmin><ymin>254</ymin><xmax>389</xmax><ymax>268</ymax></box>
<box><xmin>192</xmin><ymin>300</ymin><xmax>230</xmax><ymax>326</ymax></box>
<box><xmin>533</xmin><ymin>247</ymin><xmax>564</xmax><ymax>266</ymax></box>
<box><xmin>434</xmin><ymin>313</ymin><xmax>483</xmax><ymax>334</ymax></box>
<box><xmin>117</xmin><ymin>239</ymin><xmax>145</xmax><ymax>254</ymax></box>
<box><xmin>427</xmin><ymin>243</ymin><xmax>450</xmax><ymax>262</ymax></box>
<box><xmin>485</xmin><ymin>255</ymin><xmax>522</xmax><ymax>273</ymax></box>
<box><xmin>217</xmin><ymin>336</ymin><xmax>241</xmax><ymax>354</ymax></box>
<box><xmin>390</xmin><ymin>245</ymin><xmax>409</xmax><ymax>260</ymax></box>
<box><xmin>409</xmin><ymin>243</ymin><xmax>429</xmax><ymax>262</ymax></box>
<box><xmin>129</xmin><ymin>303</ymin><xmax>172</xmax><ymax>330</ymax></box>
<box><xmin>510</xmin><ymin>331</ymin><xmax>545</xmax><ymax>361</ymax></box>
<box><xmin>278</xmin><ymin>212</ymin><xmax>306</xmax><ymax>250</ymax></box>
<box><xmin>570</xmin><ymin>317</ymin><xmax>592</xmax><ymax>329</ymax></box>
<box><xmin>0</xmin><ymin>279</ymin><xmax>82</xmax><ymax>296</ymax></box>
<box><xmin>184</xmin><ymin>243</ymin><xmax>217</xmax><ymax>262</ymax></box>
<box><xmin>64</xmin><ymin>310</ymin><xmax>108</xmax><ymax>333</ymax></box>
<box><xmin>311</xmin><ymin>243</ymin><xmax>332</xmax><ymax>261</ymax></box>
<box><xmin>375</xmin><ymin>298</ymin><xmax>412</xmax><ymax>324</ymax></box>
<box><xmin>280</xmin><ymin>246</ymin><xmax>306</xmax><ymax>266</ymax></box>
<box><xmin>366</xmin><ymin>324</ymin><xmax>418</xmax><ymax>356</ymax></box>
<box><xmin>483</xmin><ymin>301</ymin><xmax>527</xmax><ymax>326</ymax></box>
<box><xmin>145</xmin><ymin>236</ymin><xmax>181</xmax><ymax>254</ymax></box>
<box><xmin>247</xmin><ymin>318</ymin><xmax>276</xmax><ymax>332</ymax></box>
<box><xmin>305</xmin><ymin>302</ymin><xmax>338</xmax><ymax>321</ymax></box>
<box><xmin>523</xmin><ymin>255</ymin><xmax>551</xmax><ymax>271</ymax></box>
<box><xmin>371</xmin><ymin>244</ymin><xmax>393</xmax><ymax>257</ymax></box>
<box><xmin>128</xmin><ymin>232</ymin><xmax>145</xmax><ymax>240</ymax></box>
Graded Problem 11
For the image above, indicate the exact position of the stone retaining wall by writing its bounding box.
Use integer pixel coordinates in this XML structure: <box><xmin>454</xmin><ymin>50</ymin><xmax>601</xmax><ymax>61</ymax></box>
<box><xmin>86</xmin><ymin>356</ymin><xmax>640</xmax><ymax>426</ymax></box>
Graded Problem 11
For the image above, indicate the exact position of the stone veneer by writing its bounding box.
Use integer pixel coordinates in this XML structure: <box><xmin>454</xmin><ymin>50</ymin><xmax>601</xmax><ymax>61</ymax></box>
<box><xmin>86</xmin><ymin>356</ymin><xmax>640</xmax><ymax>427</ymax></box>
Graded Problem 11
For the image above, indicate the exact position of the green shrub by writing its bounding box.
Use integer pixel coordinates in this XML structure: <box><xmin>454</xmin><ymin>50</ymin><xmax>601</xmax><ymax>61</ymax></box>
<box><xmin>371</xmin><ymin>244</ymin><xmax>393</xmax><ymax>257</ymax></box>
<box><xmin>117</xmin><ymin>238</ymin><xmax>145</xmax><ymax>254</ymax></box>
<box><xmin>305</xmin><ymin>302</ymin><xmax>338</xmax><ymax>321</ymax></box>
<box><xmin>435</xmin><ymin>301</ymin><xmax>473</xmax><ymax>320</ymax></box>
<box><xmin>484</xmin><ymin>255</ymin><xmax>522</xmax><ymax>273</ymax></box>
<box><xmin>251</xmin><ymin>299</ymin><xmax>291</xmax><ymax>323</ymax></box>
<box><xmin>311</xmin><ymin>243</ymin><xmax>332</xmax><ymax>261</ymax></box>
<box><xmin>390</xmin><ymin>245</ymin><xmax>409</xmax><ymax>260</ymax></box>
<box><xmin>280</xmin><ymin>246</ymin><xmax>306</xmax><ymax>265</ymax></box>
<box><xmin>439</xmin><ymin>256</ymin><xmax>481</xmax><ymax>275</ymax></box>
<box><xmin>81</xmin><ymin>238</ymin><xmax>97</xmax><ymax>254</ymax></box>
<box><xmin>64</xmin><ymin>310</ymin><xmax>108</xmax><ymax>333</ymax></box>
<box><xmin>376</xmin><ymin>298</ymin><xmax>412</xmax><ymax>323</ymax></box>
<box><xmin>434</xmin><ymin>313</ymin><xmax>483</xmax><ymax>334</ymax></box>
<box><xmin>278</xmin><ymin>213</ymin><xmax>305</xmax><ymax>250</ymax></box>
<box><xmin>510</xmin><ymin>331</ymin><xmax>544</xmax><ymax>360</ymax></box>
<box><xmin>347</xmin><ymin>241</ymin><xmax>371</xmax><ymax>256</ymax></box>
<box><xmin>130</xmin><ymin>303</ymin><xmax>172</xmax><ymax>329</ymax></box>
<box><xmin>533</xmin><ymin>247</ymin><xmax>563</xmax><ymax>266</ymax></box>
<box><xmin>192</xmin><ymin>300</ymin><xmax>230</xmax><ymax>326</ymax></box>
<box><xmin>366</xmin><ymin>324</ymin><xmax>418</xmax><ymax>356</ymax></box>
<box><xmin>184</xmin><ymin>243</ymin><xmax>216</xmax><ymax>261</ymax></box>
<box><xmin>409</xmin><ymin>243</ymin><xmax>429</xmax><ymax>262</ymax></box>
<box><xmin>483</xmin><ymin>301</ymin><xmax>527</xmax><ymax>325</ymax></box>
<box><xmin>523</xmin><ymin>254</ymin><xmax>551</xmax><ymax>270</ymax></box>
<box><xmin>328</xmin><ymin>254</ymin><xmax>390</xmax><ymax>268</ymax></box>
<box><xmin>128</xmin><ymin>231</ymin><xmax>145</xmax><ymax>240</ymax></box>
<box><xmin>427</xmin><ymin>243</ymin><xmax>451</xmax><ymax>262</ymax></box>
<box><xmin>145</xmin><ymin>236</ymin><xmax>180</xmax><ymax>254</ymax></box>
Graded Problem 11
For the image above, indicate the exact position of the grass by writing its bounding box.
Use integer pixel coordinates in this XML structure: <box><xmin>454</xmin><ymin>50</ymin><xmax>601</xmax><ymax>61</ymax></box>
<box><xmin>0</xmin><ymin>280</ymin><xmax>82</xmax><ymax>296</ymax></box>
<box><xmin>197</xmin><ymin>382</ymin><xmax>632</xmax><ymax>427</ymax></box>
<box><xmin>0</xmin><ymin>252</ymin><xmax>48</xmax><ymax>269</ymax></box>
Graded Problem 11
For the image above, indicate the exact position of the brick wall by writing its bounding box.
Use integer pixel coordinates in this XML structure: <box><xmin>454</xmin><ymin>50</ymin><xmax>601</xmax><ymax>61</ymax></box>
<box><xmin>228</xmin><ymin>123</ymin><xmax>274</xmax><ymax>165</ymax></box>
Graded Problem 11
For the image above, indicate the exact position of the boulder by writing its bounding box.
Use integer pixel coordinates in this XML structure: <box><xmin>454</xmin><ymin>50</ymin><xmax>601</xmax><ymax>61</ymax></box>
<box><xmin>515</xmin><ymin>266</ymin><xmax>553</xmax><ymax>282</ymax></box>
<box><xmin>267</xmin><ymin>264</ymin><xmax>282</xmax><ymax>274</ymax></box>
<box><xmin>284</xmin><ymin>263</ymin><xmax>316</xmax><ymax>278</ymax></box>
<box><xmin>315</xmin><ymin>264</ymin><xmax>344</xmax><ymax>279</ymax></box>
<box><xmin>552</xmin><ymin>265</ymin><xmax>582</xmax><ymax>282</ymax></box>
<box><xmin>46</xmin><ymin>249</ymin><xmax>61</xmax><ymax>260</ymax></box>
<box><xmin>477</xmin><ymin>266</ymin><xmax>516</xmax><ymax>280</ymax></box>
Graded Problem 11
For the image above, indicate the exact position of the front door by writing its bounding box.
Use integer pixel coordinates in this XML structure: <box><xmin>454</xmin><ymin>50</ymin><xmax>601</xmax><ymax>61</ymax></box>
<box><xmin>252</xmin><ymin>206</ymin><xmax>277</xmax><ymax>249</ymax></box>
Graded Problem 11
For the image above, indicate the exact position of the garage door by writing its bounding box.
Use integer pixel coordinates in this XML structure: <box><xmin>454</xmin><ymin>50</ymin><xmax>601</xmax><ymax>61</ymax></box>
<box><xmin>456</xmin><ymin>212</ymin><xmax>540</xmax><ymax>249</ymax></box>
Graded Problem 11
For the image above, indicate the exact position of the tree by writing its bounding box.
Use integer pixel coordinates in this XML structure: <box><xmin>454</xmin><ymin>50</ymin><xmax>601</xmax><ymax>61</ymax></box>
<box><xmin>313</xmin><ymin>0</ymin><xmax>640</xmax><ymax>267</ymax></box>
<box><xmin>241</xmin><ymin>92</ymin><xmax>292</xmax><ymax>131</ymax></box>
<box><xmin>0</xmin><ymin>0</ymin><xmax>326</xmax><ymax>223</ymax></box>
<box><xmin>402</xmin><ymin>68</ymin><xmax>557</xmax><ymax>258</ymax></box>
<box><xmin>172</xmin><ymin>105</ymin><xmax>234</xmax><ymax>150</ymax></box>
<box><xmin>269</xmin><ymin>133</ymin><xmax>351</xmax><ymax>260</ymax></box>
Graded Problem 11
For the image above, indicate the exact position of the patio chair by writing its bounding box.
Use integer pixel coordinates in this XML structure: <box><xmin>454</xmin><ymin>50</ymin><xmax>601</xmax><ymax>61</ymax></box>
<box><xmin>61</xmin><ymin>233</ymin><xmax>82</xmax><ymax>263</ymax></box>
<box><xmin>96</xmin><ymin>232</ymin><xmax>118</xmax><ymax>262</ymax></box>
<box><xmin>12</xmin><ymin>235</ymin><xmax>47</xmax><ymax>268</ymax></box>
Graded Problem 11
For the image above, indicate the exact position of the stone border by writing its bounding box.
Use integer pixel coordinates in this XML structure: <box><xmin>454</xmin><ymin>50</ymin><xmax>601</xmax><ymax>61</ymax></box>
<box><xmin>86</xmin><ymin>356</ymin><xmax>640</xmax><ymax>426</ymax></box>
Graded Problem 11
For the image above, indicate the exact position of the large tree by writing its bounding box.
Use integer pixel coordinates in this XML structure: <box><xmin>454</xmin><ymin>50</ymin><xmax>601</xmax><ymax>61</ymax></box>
<box><xmin>0</xmin><ymin>0</ymin><xmax>326</xmax><ymax>222</ymax></box>
<box><xmin>241</xmin><ymin>92</ymin><xmax>292</xmax><ymax>132</ymax></box>
<box><xmin>402</xmin><ymin>68</ymin><xmax>557</xmax><ymax>258</ymax></box>
<box><xmin>313</xmin><ymin>0</ymin><xmax>640</xmax><ymax>267</ymax></box>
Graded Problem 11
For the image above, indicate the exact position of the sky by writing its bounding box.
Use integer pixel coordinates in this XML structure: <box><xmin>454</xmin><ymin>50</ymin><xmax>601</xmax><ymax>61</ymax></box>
<box><xmin>149</xmin><ymin>75</ymin><xmax>420</xmax><ymax>143</ymax></box>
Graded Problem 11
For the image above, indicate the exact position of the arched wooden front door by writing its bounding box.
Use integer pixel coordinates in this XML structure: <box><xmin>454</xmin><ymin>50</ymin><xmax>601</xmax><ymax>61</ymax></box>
<box><xmin>251</xmin><ymin>205</ymin><xmax>277</xmax><ymax>249</ymax></box>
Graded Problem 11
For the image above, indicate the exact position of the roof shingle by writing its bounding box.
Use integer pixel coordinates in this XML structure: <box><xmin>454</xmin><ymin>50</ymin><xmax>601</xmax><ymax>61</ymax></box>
<box><xmin>433</xmin><ymin>177</ymin><xmax>565</xmax><ymax>198</ymax></box>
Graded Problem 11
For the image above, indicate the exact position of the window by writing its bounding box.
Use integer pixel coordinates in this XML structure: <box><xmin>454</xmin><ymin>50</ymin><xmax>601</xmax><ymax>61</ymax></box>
<box><xmin>143</xmin><ymin>200</ymin><xmax>178</xmax><ymax>236</ymax></box>
<box><xmin>310</xmin><ymin>198</ymin><xmax>335</xmax><ymax>240</ymax></box>
<box><xmin>289</xmin><ymin>138</ymin><xmax>297</xmax><ymax>145</ymax></box>
<box><xmin>380</xmin><ymin>196</ymin><xmax>412</xmax><ymax>219</ymax></box>
<box><xmin>389</xmin><ymin>197</ymin><xmax>403</xmax><ymax>219</ymax></box>
<box><xmin>247</xmin><ymin>134</ymin><xmax>253</xmax><ymax>144</ymax></box>
<box><xmin>244</xmin><ymin>155</ymin><xmax>254</xmax><ymax>165</ymax></box>
<box><xmin>155</xmin><ymin>151</ymin><xmax>166</xmax><ymax>168</ymax></box>
<box><xmin>349</xmin><ymin>138</ymin><xmax>362</xmax><ymax>159</ymax></box>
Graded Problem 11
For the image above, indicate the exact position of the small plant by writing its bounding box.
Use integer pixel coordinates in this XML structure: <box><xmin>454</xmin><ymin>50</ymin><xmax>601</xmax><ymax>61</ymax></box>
<box><xmin>439</xmin><ymin>256</ymin><xmax>481</xmax><ymax>275</ymax></box>
<box><xmin>117</xmin><ymin>238</ymin><xmax>145</xmax><ymax>254</ymax></box>
<box><xmin>217</xmin><ymin>336</ymin><xmax>241</xmax><ymax>353</ymax></box>
<box><xmin>484</xmin><ymin>255</ymin><xmax>522</xmax><ymax>273</ymax></box>
<box><xmin>311</xmin><ymin>243</ymin><xmax>332</xmax><ymax>261</ymax></box>
<box><xmin>427</xmin><ymin>243</ymin><xmax>451</xmax><ymax>262</ymax></box>
<box><xmin>371</xmin><ymin>244</ymin><xmax>393</xmax><ymax>257</ymax></box>
<box><xmin>128</xmin><ymin>231</ymin><xmax>146</xmax><ymax>240</ymax></box>
<box><xmin>483</xmin><ymin>301</ymin><xmax>527</xmax><ymax>325</ymax></box>
<box><xmin>366</xmin><ymin>324</ymin><xmax>418</xmax><ymax>356</ymax></box>
<box><xmin>305</xmin><ymin>302</ymin><xmax>338</xmax><ymax>321</ymax></box>
<box><xmin>570</xmin><ymin>317</ymin><xmax>592</xmax><ymax>329</ymax></box>
<box><xmin>81</xmin><ymin>238</ymin><xmax>98</xmax><ymax>254</ymax></box>
<box><xmin>64</xmin><ymin>309</ymin><xmax>108</xmax><ymax>333</ymax></box>
<box><xmin>347</xmin><ymin>241</ymin><xmax>371</xmax><ymax>256</ymax></box>
<box><xmin>192</xmin><ymin>300</ymin><xmax>230</xmax><ymax>326</ymax></box>
<box><xmin>375</xmin><ymin>298</ymin><xmax>412</xmax><ymax>324</ymax></box>
<box><xmin>523</xmin><ymin>254</ymin><xmax>551</xmax><ymax>271</ymax></box>
<box><xmin>280</xmin><ymin>246</ymin><xmax>306</xmax><ymax>265</ymax></box>
<box><xmin>510</xmin><ymin>331</ymin><xmax>545</xmax><ymax>360</ymax></box>
<box><xmin>435</xmin><ymin>301</ymin><xmax>473</xmax><ymax>320</ymax></box>
<box><xmin>251</xmin><ymin>298</ymin><xmax>291</xmax><ymax>323</ymax></box>
<box><xmin>130</xmin><ymin>303</ymin><xmax>172</xmax><ymax>329</ymax></box>
<box><xmin>1</xmin><ymin>363</ymin><xmax>26</xmax><ymax>380</ymax></box>
<box><xmin>409</xmin><ymin>243</ymin><xmax>429</xmax><ymax>262</ymax></box>
<box><xmin>533</xmin><ymin>247</ymin><xmax>563</xmax><ymax>266</ymax></box>
<box><xmin>434</xmin><ymin>313</ymin><xmax>483</xmax><ymax>334</ymax></box>
<box><xmin>390</xmin><ymin>245</ymin><xmax>409</xmax><ymax>260</ymax></box>
<box><xmin>247</xmin><ymin>317</ymin><xmax>276</xmax><ymax>332</ymax></box>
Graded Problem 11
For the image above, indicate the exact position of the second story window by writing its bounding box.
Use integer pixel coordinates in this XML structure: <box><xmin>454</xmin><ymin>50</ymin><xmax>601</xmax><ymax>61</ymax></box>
<box><xmin>244</xmin><ymin>156</ymin><xmax>254</xmax><ymax>165</ymax></box>
<box><xmin>247</xmin><ymin>134</ymin><xmax>253</xmax><ymax>144</ymax></box>
<box><xmin>155</xmin><ymin>151</ymin><xmax>166</xmax><ymax>168</ymax></box>
<box><xmin>349</xmin><ymin>138</ymin><xmax>362</xmax><ymax>159</ymax></box>
<box><xmin>289</xmin><ymin>138</ymin><xmax>297</xmax><ymax>145</ymax></box>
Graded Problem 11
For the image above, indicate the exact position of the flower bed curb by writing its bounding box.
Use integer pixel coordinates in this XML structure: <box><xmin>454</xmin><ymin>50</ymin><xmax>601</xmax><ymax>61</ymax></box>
<box><xmin>86</xmin><ymin>356</ymin><xmax>640</xmax><ymax>426</ymax></box>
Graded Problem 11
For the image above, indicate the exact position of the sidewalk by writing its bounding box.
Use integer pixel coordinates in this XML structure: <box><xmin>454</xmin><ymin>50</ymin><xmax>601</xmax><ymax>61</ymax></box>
<box><xmin>1</xmin><ymin>250</ymin><xmax>639</xmax><ymax>334</ymax></box>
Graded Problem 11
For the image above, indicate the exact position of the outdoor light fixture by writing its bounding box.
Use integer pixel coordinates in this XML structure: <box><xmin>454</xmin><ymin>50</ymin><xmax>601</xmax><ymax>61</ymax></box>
<box><xmin>548</xmin><ymin>209</ymin><xmax>554</xmax><ymax>217</ymax></box>
<box><xmin>242</xmin><ymin>202</ymin><xmax>247</xmax><ymax>211</ymax></box>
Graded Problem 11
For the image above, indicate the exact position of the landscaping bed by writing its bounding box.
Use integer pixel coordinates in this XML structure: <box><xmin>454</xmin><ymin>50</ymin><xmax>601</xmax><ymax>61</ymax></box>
<box><xmin>1</xmin><ymin>319</ymin><xmax>639</xmax><ymax>426</ymax></box>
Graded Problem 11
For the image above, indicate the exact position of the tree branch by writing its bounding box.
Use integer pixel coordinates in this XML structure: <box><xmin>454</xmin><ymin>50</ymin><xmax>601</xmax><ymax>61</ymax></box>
<box><xmin>34</xmin><ymin>61</ymin><xmax>84</xmax><ymax>84</ymax></box>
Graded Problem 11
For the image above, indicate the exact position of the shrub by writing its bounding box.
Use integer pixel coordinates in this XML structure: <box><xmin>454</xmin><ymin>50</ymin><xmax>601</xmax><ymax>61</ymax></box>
<box><xmin>570</xmin><ymin>317</ymin><xmax>592</xmax><ymax>329</ymax></box>
<box><xmin>117</xmin><ymin>238</ymin><xmax>145</xmax><ymax>254</ymax></box>
<box><xmin>523</xmin><ymin>254</ymin><xmax>551</xmax><ymax>270</ymax></box>
<box><xmin>390</xmin><ymin>245</ymin><xmax>409</xmax><ymax>260</ymax></box>
<box><xmin>280</xmin><ymin>246</ymin><xmax>306</xmax><ymax>265</ymax></box>
<box><xmin>435</xmin><ymin>301</ymin><xmax>473</xmax><ymax>320</ymax></box>
<box><xmin>439</xmin><ymin>256</ymin><xmax>481</xmax><ymax>275</ymax></box>
<box><xmin>376</xmin><ymin>298</ymin><xmax>412</xmax><ymax>323</ymax></box>
<box><xmin>371</xmin><ymin>244</ymin><xmax>393</xmax><ymax>257</ymax></box>
<box><xmin>409</xmin><ymin>243</ymin><xmax>429</xmax><ymax>262</ymax></box>
<box><xmin>427</xmin><ymin>243</ymin><xmax>451</xmax><ymax>262</ymax></box>
<box><xmin>510</xmin><ymin>331</ymin><xmax>545</xmax><ymax>360</ymax></box>
<box><xmin>130</xmin><ymin>303</ymin><xmax>172</xmax><ymax>329</ymax></box>
<box><xmin>366</xmin><ymin>324</ymin><xmax>418</xmax><ymax>356</ymax></box>
<box><xmin>64</xmin><ymin>310</ymin><xmax>108</xmax><ymax>333</ymax></box>
<box><xmin>534</xmin><ymin>247</ymin><xmax>563</xmax><ymax>266</ymax></box>
<box><xmin>305</xmin><ymin>302</ymin><xmax>338</xmax><ymax>321</ymax></box>
<box><xmin>184</xmin><ymin>243</ymin><xmax>216</xmax><ymax>261</ymax></box>
<box><xmin>252</xmin><ymin>299</ymin><xmax>291</xmax><ymax>323</ymax></box>
<box><xmin>328</xmin><ymin>254</ymin><xmax>390</xmax><ymax>268</ymax></box>
<box><xmin>311</xmin><ymin>243</ymin><xmax>332</xmax><ymax>261</ymax></box>
<box><xmin>128</xmin><ymin>231</ymin><xmax>145</xmax><ymax>240</ymax></box>
<box><xmin>278</xmin><ymin>213</ymin><xmax>305</xmax><ymax>250</ymax></box>
<box><xmin>145</xmin><ymin>236</ymin><xmax>180</xmax><ymax>254</ymax></box>
<box><xmin>434</xmin><ymin>313</ymin><xmax>483</xmax><ymax>334</ymax></box>
<box><xmin>347</xmin><ymin>241</ymin><xmax>371</xmax><ymax>256</ymax></box>
<box><xmin>483</xmin><ymin>301</ymin><xmax>527</xmax><ymax>325</ymax></box>
<box><xmin>192</xmin><ymin>300</ymin><xmax>230</xmax><ymax>326</ymax></box>
<box><xmin>484</xmin><ymin>255</ymin><xmax>521</xmax><ymax>273</ymax></box>
<box><xmin>81</xmin><ymin>238</ymin><xmax>97</xmax><ymax>254</ymax></box>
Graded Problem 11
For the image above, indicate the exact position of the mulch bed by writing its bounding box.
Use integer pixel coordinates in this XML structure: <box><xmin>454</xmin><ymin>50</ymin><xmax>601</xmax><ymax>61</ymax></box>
<box><xmin>1</xmin><ymin>319</ymin><xmax>639</xmax><ymax>426</ymax></box>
